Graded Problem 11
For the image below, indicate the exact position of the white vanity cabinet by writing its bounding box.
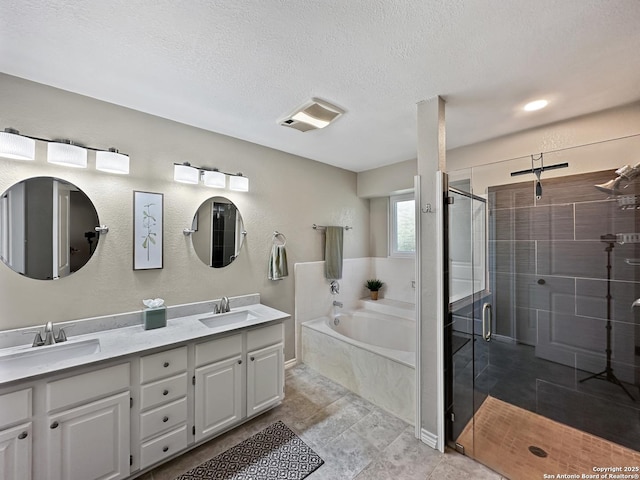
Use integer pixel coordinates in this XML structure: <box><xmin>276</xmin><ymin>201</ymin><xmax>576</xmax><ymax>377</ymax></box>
<box><xmin>247</xmin><ymin>324</ymin><xmax>284</xmax><ymax>416</ymax></box>
<box><xmin>138</xmin><ymin>346</ymin><xmax>189</xmax><ymax>470</ymax></box>
<box><xmin>0</xmin><ymin>389</ymin><xmax>32</xmax><ymax>480</ymax></box>
<box><xmin>194</xmin><ymin>323</ymin><xmax>284</xmax><ymax>443</ymax></box>
<box><xmin>194</xmin><ymin>334</ymin><xmax>243</xmax><ymax>442</ymax></box>
<box><xmin>45</xmin><ymin>363</ymin><xmax>130</xmax><ymax>480</ymax></box>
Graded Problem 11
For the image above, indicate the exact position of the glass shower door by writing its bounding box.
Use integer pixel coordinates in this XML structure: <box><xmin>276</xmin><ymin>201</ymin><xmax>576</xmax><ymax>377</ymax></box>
<box><xmin>445</xmin><ymin>177</ymin><xmax>489</xmax><ymax>457</ymax></box>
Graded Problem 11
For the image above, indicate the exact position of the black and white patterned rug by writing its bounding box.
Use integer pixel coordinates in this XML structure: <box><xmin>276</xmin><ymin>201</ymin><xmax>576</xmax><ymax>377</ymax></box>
<box><xmin>174</xmin><ymin>421</ymin><xmax>324</xmax><ymax>480</ymax></box>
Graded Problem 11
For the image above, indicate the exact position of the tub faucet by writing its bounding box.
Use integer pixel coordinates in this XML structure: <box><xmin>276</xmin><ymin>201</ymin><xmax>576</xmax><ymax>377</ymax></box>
<box><xmin>333</xmin><ymin>301</ymin><xmax>343</xmax><ymax>308</ymax></box>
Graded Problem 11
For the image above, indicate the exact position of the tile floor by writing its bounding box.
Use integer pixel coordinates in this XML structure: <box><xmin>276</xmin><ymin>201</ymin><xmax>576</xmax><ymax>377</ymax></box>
<box><xmin>143</xmin><ymin>363</ymin><xmax>503</xmax><ymax>480</ymax></box>
<box><xmin>457</xmin><ymin>396</ymin><xmax>640</xmax><ymax>480</ymax></box>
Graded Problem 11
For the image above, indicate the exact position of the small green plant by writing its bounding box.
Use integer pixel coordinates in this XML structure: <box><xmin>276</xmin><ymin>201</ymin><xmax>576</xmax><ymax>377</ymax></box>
<box><xmin>365</xmin><ymin>279</ymin><xmax>384</xmax><ymax>291</ymax></box>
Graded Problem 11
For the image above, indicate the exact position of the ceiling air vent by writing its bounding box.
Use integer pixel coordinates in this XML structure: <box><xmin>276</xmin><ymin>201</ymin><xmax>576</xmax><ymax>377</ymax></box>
<box><xmin>279</xmin><ymin>98</ymin><xmax>345</xmax><ymax>132</ymax></box>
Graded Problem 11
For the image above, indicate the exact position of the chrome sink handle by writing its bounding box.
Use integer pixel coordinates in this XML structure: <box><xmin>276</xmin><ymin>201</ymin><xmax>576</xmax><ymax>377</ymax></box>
<box><xmin>22</xmin><ymin>330</ymin><xmax>45</xmax><ymax>347</ymax></box>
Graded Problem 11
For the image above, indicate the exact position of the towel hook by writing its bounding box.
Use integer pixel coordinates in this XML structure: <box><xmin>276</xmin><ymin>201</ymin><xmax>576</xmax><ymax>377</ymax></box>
<box><xmin>273</xmin><ymin>231</ymin><xmax>287</xmax><ymax>246</ymax></box>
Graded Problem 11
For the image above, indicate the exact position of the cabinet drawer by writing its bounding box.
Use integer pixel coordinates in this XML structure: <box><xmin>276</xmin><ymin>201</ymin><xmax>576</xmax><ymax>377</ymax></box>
<box><xmin>47</xmin><ymin>363</ymin><xmax>129</xmax><ymax>412</ymax></box>
<box><xmin>195</xmin><ymin>333</ymin><xmax>242</xmax><ymax>367</ymax></box>
<box><xmin>140</xmin><ymin>424</ymin><xmax>188</xmax><ymax>470</ymax></box>
<box><xmin>140</xmin><ymin>397</ymin><xmax>187</xmax><ymax>440</ymax></box>
<box><xmin>0</xmin><ymin>388</ymin><xmax>31</xmax><ymax>427</ymax></box>
<box><xmin>140</xmin><ymin>346</ymin><xmax>187</xmax><ymax>383</ymax></box>
<box><xmin>140</xmin><ymin>373</ymin><xmax>188</xmax><ymax>411</ymax></box>
<box><xmin>247</xmin><ymin>323</ymin><xmax>284</xmax><ymax>351</ymax></box>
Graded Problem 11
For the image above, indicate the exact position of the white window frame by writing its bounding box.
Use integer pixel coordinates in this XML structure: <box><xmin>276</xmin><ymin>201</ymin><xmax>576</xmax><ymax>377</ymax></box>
<box><xmin>389</xmin><ymin>193</ymin><xmax>415</xmax><ymax>257</ymax></box>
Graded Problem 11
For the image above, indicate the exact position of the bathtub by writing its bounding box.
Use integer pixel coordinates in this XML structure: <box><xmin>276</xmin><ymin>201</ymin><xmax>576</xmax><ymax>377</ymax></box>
<box><xmin>302</xmin><ymin>300</ymin><xmax>415</xmax><ymax>423</ymax></box>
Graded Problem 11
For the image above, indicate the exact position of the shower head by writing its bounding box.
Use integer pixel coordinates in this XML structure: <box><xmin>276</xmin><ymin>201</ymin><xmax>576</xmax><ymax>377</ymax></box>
<box><xmin>595</xmin><ymin>177</ymin><xmax>624</xmax><ymax>195</ymax></box>
<box><xmin>595</xmin><ymin>162</ymin><xmax>640</xmax><ymax>195</ymax></box>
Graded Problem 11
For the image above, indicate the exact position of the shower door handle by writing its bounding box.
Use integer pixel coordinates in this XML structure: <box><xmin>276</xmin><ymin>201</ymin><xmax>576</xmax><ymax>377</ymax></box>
<box><xmin>482</xmin><ymin>303</ymin><xmax>492</xmax><ymax>342</ymax></box>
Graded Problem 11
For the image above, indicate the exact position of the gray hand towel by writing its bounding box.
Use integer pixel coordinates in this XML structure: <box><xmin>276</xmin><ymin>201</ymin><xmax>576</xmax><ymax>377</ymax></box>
<box><xmin>324</xmin><ymin>226</ymin><xmax>343</xmax><ymax>279</ymax></box>
<box><xmin>268</xmin><ymin>244</ymin><xmax>288</xmax><ymax>280</ymax></box>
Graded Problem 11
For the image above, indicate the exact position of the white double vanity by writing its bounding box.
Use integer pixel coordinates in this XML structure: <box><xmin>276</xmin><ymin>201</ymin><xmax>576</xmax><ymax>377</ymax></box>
<box><xmin>0</xmin><ymin>294</ymin><xmax>288</xmax><ymax>480</ymax></box>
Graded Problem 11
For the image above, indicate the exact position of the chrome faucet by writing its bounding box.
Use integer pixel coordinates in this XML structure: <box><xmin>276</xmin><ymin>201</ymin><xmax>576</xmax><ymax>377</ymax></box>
<box><xmin>219</xmin><ymin>296</ymin><xmax>230</xmax><ymax>313</ymax></box>
<box><xmin>43</xmin><ymin>321</ymin><xmax>56</xmax><ymax>345</ymax></box>
<box><xmin>30</xmin><ymin>321</ymin><xmax>68</xmax><ymax>347</ymax></box>
<box><xmin>333</xmin><ymin>300</ymin><xmax>343</xmax><ymax>308</ymax></box>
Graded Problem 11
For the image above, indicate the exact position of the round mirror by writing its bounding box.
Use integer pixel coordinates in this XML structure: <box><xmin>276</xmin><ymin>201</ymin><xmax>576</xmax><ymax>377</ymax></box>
<box><xmin>0</xmin><ymin>177</ymin><xmax>100</xmax><ymax>280</ymax></box>
<box><xmin>191</xmin><ymin>197</ymin><xmax>245</xmax><ymax>268</ymax></box>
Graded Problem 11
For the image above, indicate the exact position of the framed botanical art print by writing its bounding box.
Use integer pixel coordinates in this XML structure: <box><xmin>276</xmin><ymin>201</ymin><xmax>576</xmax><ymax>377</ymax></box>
<box><xmin>133</xmin><ymin>191</ymin><xmax>164</xmax><ymax>270</ymax></box>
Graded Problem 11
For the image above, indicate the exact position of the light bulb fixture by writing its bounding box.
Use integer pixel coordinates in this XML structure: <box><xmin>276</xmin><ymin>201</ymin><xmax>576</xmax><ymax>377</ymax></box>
<box><xmin>280</xmin><ymin>98</ymin><xmax>345</xmax><ymax>132</ymax></box>
<box><xmin>47</xmin><ymin>140</ymin><xmax>88</xmax><ymax>168</ymax></box>
<box><xmin>229</xmin><ymin>173</ymin><xmax>249</xmax><ymax>192</ymax></box>
<box><xmin>0</xmin><ymin>128</ymin><xmax>35</xmax><ymax>160</ymax></box>
<box><xmin>203</xmin><ymin>169</ymin><xmax>226</xmax><ymax>188</ymax></box>
<box><xmin>96</xmin><ymin>148</ymin><xmax>129</xmax><ymax>174</ymax></box>
<box><xmin>174</xmin><ymin>162</ymin><xmax>200</xmax><ymax>184</ymax></box>
<box><xmin>523</xmin><ymin>99</ymin><xmax>549</xmax><ymax>112</ymax></box>
<box><xmin>173</xmin><ymin>163</ymin><xmax>250</xmax><ymax>192</ymax></box>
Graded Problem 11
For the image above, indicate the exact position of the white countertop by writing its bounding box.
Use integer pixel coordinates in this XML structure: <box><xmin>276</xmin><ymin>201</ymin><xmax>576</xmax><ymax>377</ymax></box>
<box><xmin>0</xmin><ymin>303</ymin><xmax>289</xmax><ymax>386</ymax></box>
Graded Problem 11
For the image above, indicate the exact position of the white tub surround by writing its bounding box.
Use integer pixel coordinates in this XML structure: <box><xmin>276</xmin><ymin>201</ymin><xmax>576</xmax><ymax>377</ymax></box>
<box><xmin>302</xmin><ymin>299</ymin><xmax>415</xmax><ymax>424</ymax></box>
<box><xmin>0</xmin><ymin>294</ymin><xmax>287</xmax><ymax>385</ymax></box>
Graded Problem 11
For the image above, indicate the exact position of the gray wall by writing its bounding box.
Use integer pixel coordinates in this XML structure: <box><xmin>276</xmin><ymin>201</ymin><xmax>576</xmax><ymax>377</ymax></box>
<box><xmin>0</xmin><ymin>73</ymin><xmax>370</xmax><ymax>361</ymax></box>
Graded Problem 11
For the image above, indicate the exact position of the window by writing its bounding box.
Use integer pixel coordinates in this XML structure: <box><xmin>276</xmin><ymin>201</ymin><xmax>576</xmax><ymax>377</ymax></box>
<box><xmin>390</xmin><ymin>193</ymin><xmax>415</xmax><ymax>256</ymax></box>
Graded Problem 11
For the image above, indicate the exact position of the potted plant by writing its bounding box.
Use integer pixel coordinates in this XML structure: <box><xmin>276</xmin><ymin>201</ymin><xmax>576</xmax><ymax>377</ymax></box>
<box><xmin>365</xmin><ymin>279</ymin><xmax>384</xmax><ymax>300</ymax></box>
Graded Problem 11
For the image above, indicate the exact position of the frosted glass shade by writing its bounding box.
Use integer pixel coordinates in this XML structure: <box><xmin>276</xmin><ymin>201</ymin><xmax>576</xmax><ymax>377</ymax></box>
<box><xmin>0</xmin><ymin>131</ymin><xmax>35</xmax><ymax>160</ymax></box>
<box><xmin>203</xmin><ymin>170</ymin><xmax>226</xmax><ymax>188</ymax></box>
<box><xmin>96</xmin><ymin>150</ymin><xmax>129</xmax><ymax>174</ymax></box>
<box><xmin>174</xmin><ymin>164</ymin><xmax>199</xmax><ymax>184</ymax></box>
<box><xmin>229</xmin><ymin>175</ymin><xmax>249</xmax><ymax>192</ymax></box>
<box><xmin>47</xmin><ymin>142</ymin><xmax>87</xmax><ymax>168</ymax></box>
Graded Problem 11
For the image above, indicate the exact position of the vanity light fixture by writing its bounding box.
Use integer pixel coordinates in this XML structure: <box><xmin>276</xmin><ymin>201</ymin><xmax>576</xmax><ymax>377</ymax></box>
<box><xmin>96</xmin><ymin>148</ymin><xmax>129</xmax><ymax>174</ymax></box>
<box><xmin>47</xmin><ymin>140</ymin><xmax>88</xmax><ymax>168</ymax></box>
<box><xmin>174</xmin><ymin>162</ymin><xmax>200</xmax><ymax>184</ymax></box>
<box><xmin>0</xmin><ymin>128</ymin><xmax>130</xmax><ymax>175</ymax></box>
<box><xmin>0</xmin><ymin>128</ymin><xmax>35</xmax><ymax>160</ymax></box>
<box><xmin>173</xmin><ymin>163</ymin><xmax>250</xmax><ymax>192</ymax></box>
<box><xmin>202</xmin><ymin>169</ymin><xmax>226</xmax><ymax>188</ymax></box>
<box><xmin>229</xmin><ymin>173</ymin><xmax>249</xmax><ymax>192</ymax></box>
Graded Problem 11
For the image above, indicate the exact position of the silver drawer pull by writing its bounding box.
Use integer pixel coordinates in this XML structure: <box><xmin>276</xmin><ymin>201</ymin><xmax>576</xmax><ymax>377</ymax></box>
<box><xmin>250</xmin><ymin>356</ymin><xmax>255</xmax><ymax>361</ymax></box>
<box><xmin>162</xmin><ymin>446</ymin><xmax>169</xmax><ymax>453</ymax></box>
<box><xmin>163</xmin><ymin>416</ymin><xmax>169</xmax><ymax>423</ymax></box>
<box><xmin>163</xmin><ymin>361</ymin><xmax>170</xmax><ymax>368</ymax></box>
<box><xmin>163</xmin><ymin>389</ymin><xmax>169</xmax><ymax>396</ymax></box>
<box><xmin>238</xmin><ymin>360</ymin><xmax>242</xmax><ymax>364</ymax></box>
<box><xmin>50</xmin><ymin>421</ymin><xmax>59</xmax><ymax>429</ymax></box>
<box><xmin>18</xmin><ymin>431</ymin><xmax>28</xmax><ymax>440</ymax></box>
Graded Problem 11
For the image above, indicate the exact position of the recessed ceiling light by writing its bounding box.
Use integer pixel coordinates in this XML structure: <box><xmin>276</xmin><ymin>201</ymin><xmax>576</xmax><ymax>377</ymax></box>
<box><xmin>523</xmin><ymin>99</ymin><xmax>549</xmax><ymax>112</ymax></box>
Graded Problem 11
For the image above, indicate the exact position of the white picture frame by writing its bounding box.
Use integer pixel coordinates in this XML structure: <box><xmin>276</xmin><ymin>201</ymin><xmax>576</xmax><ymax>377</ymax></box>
<box><xmin>133</xmin><ymin>191</ymin><xmax>163</xmax><ymax>270</ymax></box>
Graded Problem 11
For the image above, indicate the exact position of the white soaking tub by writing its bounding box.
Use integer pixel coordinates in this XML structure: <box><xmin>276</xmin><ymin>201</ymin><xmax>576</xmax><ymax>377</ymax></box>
<box><xmin>302</xmin><ymin>299</ymin><xmax>415</xmax><ymax>423</ymax></box>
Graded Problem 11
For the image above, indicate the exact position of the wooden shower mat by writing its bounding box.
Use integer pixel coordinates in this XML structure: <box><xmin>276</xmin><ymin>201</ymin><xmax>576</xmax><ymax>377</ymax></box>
<box><xmin>456</xmin><ymin>396</ymin><xmax>640</xmax><ymax>479</ymax></box>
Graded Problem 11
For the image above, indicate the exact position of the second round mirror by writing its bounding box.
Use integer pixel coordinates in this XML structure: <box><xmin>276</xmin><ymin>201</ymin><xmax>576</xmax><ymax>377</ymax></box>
<box><xmin>191</xmin><ymin>197</ymin><xmax>245</xmax><ymax>268</ymax></box>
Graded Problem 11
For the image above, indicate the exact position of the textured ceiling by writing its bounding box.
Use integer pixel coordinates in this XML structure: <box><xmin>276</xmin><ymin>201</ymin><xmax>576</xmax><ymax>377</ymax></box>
<box><xmin>1</xmin><ymin>1</ymin><xmax>639</xmax><ymax>172</ymax></box>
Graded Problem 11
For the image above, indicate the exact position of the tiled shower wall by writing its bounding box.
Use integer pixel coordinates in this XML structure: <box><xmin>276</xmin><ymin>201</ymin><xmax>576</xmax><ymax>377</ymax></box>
<box><xmin>489</xmin><ymin>169</ymin><xmax>640</xmax><ymax>385</ymax></box>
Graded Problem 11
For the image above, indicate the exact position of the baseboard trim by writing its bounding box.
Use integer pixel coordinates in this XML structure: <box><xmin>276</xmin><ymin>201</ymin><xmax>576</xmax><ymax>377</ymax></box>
<box><xmin>420</xmin><ymin>428</ymin><xmax>438</xmax><ymax>449</ymax></box>
<box><xmin>284</xmin><ymin>358</ymin><xmax>298</xmax><ymax>370</ymax></box>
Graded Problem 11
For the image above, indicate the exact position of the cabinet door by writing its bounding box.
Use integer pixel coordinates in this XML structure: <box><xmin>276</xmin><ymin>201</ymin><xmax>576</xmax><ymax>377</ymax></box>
<box><xmin>0</xmin><ymin>423</ymin><xmax>31</xmax><ymax>480</ymax></box>
<box><xmin>194</xmin><ymin>355</ymin><xmax>243</xmax><ymax>442</ymax></box>
<box><xmin>47</xmin><ymin>392</ymin><xmax>130</xmax><ymax>480</ymax></box>
<box><xmin>247</xmin><ymin>343</ymin><xmax>284</xmax><ymax>416</ymax></box>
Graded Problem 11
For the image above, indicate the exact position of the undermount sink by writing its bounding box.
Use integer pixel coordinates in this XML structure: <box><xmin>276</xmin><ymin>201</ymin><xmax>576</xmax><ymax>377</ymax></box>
<box><xmin>0</xmin><ymin>338</ymin><xmax>101</xmax><ymax>370</ymax></box>
<box><xmin>199</xmin><ymin>309</ymin><xmax>259</xmax><ymax>329</ymax></box>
